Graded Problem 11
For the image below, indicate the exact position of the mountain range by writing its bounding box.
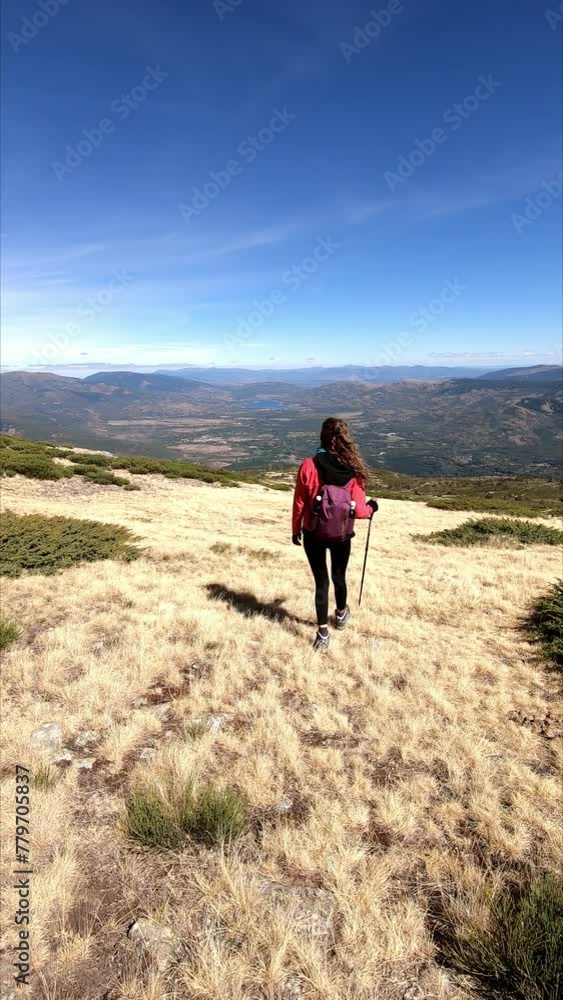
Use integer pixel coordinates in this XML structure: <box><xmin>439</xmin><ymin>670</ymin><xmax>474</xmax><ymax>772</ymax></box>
<box><xmin>152</xmin><ymin>364</ymin><xmax>495</xmax><ymax>386</ymax></box>
<box><xmin>1</xmin><ymin>365</ymin><xmax>561</xmax><ymax>477</ymax></box>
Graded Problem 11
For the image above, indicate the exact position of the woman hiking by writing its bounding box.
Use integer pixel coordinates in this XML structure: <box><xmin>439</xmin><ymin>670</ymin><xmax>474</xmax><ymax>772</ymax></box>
<box><xmin>292</xmin><ymin>417</ymin><xmax>377</xmax><ymax>651</ymax></box>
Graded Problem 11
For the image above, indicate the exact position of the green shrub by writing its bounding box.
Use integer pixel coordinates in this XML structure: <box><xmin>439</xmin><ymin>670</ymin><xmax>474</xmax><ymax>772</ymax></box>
<box><xmin>439</xmin><ymin>876</ymin><xmax>563</xmax><ymax>999</ymax></box>
<box><xmin>0</xmin><ymin>511</ymin><xmax>142</xmax><ymax>577</ymax></box>
<box><xmin>0</xmin><ymin>436</ymin><xmax>226</xmax><ymax>487</ymax></box>
<box><xmin>183</xmin><ymin>720</ymin><xmax>209</xmax><ymax>741</ymax></box>
<box><xmin>123</xmin><ymin>482</ymin><xmax>141</xmax><ymax>491</ymax></box>
<box><xmin>123</xmin><ymin>785</ymin><xmax>185</xmax><ymax>850</ymax></box>
<box><xmin>210</xmin><ymin>542</ymin><xmax>272</xmax><ymax>561</ymax></box>
<box><xmin>244</xmin><ymin>547</ymin><xmax>273</xmax><ymax>561</ymax></box>
<box><xmin>210</xmin><ymin>542</ymin><xmax>234</xmax><ymax>556</ymax></box>
<box><xmin>63</xmin><ymin>452</ymin><xmax>113</xmax><ymax>467</ymax></box>
<box><xmin>524</xmin><ymin>581</ymin><xmax>563</xmax><ymax>669</ymax></box>
<box><xmin>417</xmin><ymin>517</ymin><xmax>563</xmax><ymax>548</ymax></box>
<box><xmin>260</xmin><ymin>481</ymin><xmax>292</xmax><ymax>492</ymax></box>
<box><xmin>124</xmin><ymin>780</ymin><xmax>248</xmax><ymax>850</ymax></box>
<box><xmin>110</xmin><ymin>454</ymin><xmax>240</xmax><ymax>486</ymax></box>
<box><xmin>0</xmin><ymin>451</ymin><xmax>74</xmax><ymax>481</ymax></box>
<box><xmin>32</xmin><ymin>764</ymin><xmax>58</xmax><ymax>790</ymax></box>
<box><xmin>0</xmin><ymin>434</ymin><xmax>285</xmax><ymax>491</ymax></box>
<box><xmin>0</xmin><ymin>617</ymin><xmax>21</xmax><ymax>650</ymax></box>
<box><xmin>426</xmin><ymin>497</ymin><xmax>561</xmax><ymax>518</ymax></box>
<box><xmin>74</xmin><ymin>466</ymin><xmax>126</xmax><ymax>486</ymax></box>
<box><xmin>180</xmin><ymin>783</ymin><xmax>249</xmax><ymax>846</ymax></box>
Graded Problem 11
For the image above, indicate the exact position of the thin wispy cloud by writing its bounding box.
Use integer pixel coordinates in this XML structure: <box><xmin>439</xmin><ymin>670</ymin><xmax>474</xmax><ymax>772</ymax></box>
<box><xmin>343</xmin><ymin>200</ymin><xmax>391</xmax><ymax>224</ymax></box>
<box><xmin>194</xmin><ymin>223</ymin><xmax>302</xmax><ymax>258</ymax></box>
<box><xmin>408</xmin><ymin>153</ymin><xmax>563</xmax><ymax>221</ymax></box>
<box><xmin>3</xmin><ymin>242</ymin><xmax>109</xmax><ymax>273</ymax></box>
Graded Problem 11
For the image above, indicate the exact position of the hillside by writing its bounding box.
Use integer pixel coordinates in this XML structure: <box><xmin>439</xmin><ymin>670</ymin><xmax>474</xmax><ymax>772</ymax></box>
<box><xmin>2</xmin><ymin>369</ymin><xmax>561</xmax><ymax>477</ymax></box>
<box><xmin>0</xmin><ymin>468</ymin><xmax>561</xmax><ymax>999</ymax></box>
<box><xmin>154</xmin><ymin>365</ymin><xmax>492</xmax><ymax>386</ymax></box>
<box><xmin>83</xmin><ymin>371</ymin><xmax>220</xmax><ymax>394</ymax></box>
<box><xmin>478</xmin><ymin>365</ymin><xmax>563</xmax><ymax>383</ymax></box>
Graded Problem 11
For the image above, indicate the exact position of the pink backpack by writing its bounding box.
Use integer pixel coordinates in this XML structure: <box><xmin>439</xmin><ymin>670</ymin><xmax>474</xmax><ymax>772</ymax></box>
<box><xmin>309</xmin><ymin>482</ymin><xmax>355</xmax><ymax>542</ymax></box>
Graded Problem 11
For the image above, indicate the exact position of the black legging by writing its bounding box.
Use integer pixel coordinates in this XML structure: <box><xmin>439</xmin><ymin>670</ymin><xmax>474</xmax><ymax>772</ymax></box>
<box><xmin>303</xmin><ymin>531</ymin><xmax>351</xmax><ymax>626</ymax></box>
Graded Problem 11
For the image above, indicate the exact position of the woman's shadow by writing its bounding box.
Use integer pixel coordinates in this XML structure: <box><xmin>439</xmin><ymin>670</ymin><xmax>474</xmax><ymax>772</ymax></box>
<box><xmin>206</xmin><ymin>584</ymin><xmax>312</xmax><ymax>632</ymax></box>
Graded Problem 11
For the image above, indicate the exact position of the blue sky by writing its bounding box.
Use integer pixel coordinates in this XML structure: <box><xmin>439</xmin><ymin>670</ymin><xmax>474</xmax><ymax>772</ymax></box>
<box><xmin>1</xmin><ymin>0</ymin><xmax>561</xmax><ymax>371</ymax></box>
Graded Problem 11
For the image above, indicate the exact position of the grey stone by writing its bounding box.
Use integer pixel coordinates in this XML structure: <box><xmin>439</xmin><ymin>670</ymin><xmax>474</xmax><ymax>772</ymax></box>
<box><xmin>189</xmin><ymin>713</ymin><xmax>229</xmax><ymax>733</ymax></box>
<box><xmin>273</xmin><ymin>796</ymin><xmax>294</xmax><ymax>815</ymax></box>
<box><xmin>207</xmin><ymin>713</ymin><xmax>228</xmax><ymax>732</ymax></box>
<box><xmin>148</xmin><ymin>703</ymin><xmax>173</xmax><ymax>722</ymax></box>
<box><xmin>52</xmin><ymin>750</ymin><xmax>73</xmax><ymax>767</ymax></box>
<box><xmin>74</xmin><ymin>757</ymin><xmax>96</xmax><ymax>770</ymax></box>
<box><xmin>280</xmin><ymin>975</ymin><xmax>305</xmax><ymax>999</ymax></box>
<box><xmin>139</xmin><ymin>747</ymin><xmax>157</xmax><ymax>763</ymax></box>
<box><xmin>31</xmin><ymin>722</ymin><xmax>62</xmax><ymax>754</ymax></box>
<box><xmin>74</xmin><ymin>730</ymin><xmax>98</xmax><ymax>749</ymax></box>
<box><xmin>403</xmin><ymin>986</ymin><xmax>425</xmax><ymax>1000</ymax></box>
<box><xmin>127</xmin><ymin>918</ymin><xmax>183</xmax><ymax>972</ymax></box>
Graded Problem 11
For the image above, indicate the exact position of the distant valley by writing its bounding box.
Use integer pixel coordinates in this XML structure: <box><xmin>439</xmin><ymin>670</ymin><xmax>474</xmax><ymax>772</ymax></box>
<box><xmin>1</xmin><ymin>365</ymin><xmax>561</xmax><ymax>477</ymax></box>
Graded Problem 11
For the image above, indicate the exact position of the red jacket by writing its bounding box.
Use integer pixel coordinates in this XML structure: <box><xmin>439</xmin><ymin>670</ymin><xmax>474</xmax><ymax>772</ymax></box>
<box><xmin>292</xmin><ymin>457</ymin><xmax>373</xmax><ymax>536</ymax></box>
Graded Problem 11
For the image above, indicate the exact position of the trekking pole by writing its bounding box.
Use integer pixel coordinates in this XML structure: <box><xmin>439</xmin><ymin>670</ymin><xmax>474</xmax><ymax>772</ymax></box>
<box><xmin>358</xmin><ymin>508</ymin><xmax>376</xmax><ymax>607</ymax></box>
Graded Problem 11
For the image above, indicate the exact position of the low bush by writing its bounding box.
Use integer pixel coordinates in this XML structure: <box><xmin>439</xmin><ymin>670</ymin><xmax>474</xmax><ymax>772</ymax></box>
<box><xmin>244</xmin><ymin>547</ymin><xmax>273</xmax><ymax>561</ymax></box>
<box><xmin>260</xmin><ymin>481</ymin><xmax>292</xmax><ymax>492</ymax></box>
<box><xmin>110</xmin><ymin>454</ymin><xmax>240</xmax><ymax>487</ymax></box>
<box><xmin>180</xmin><ymin>783</ymin><xmax>249</xmax><ymax>846</ymax></box>
<box><xmin>32</xmin><ymin>764</ymin><xmax>58</xmax><ymax>790</ymax></box>
<box><xmin>210</xmin><ymin>542</ymin><xmax>272</xmax><ymax>561</ymax></box>
<box><xmin>0</xmin><ymin>617</ymin><xmax>21</xmax><ymax>650</ymax></box>
<box><xmin>183</xmin><ymin>720</ymin><xmax>209</xmax><ymax>741</ymax></box>
<box><xmin>524</xmin><ymin>581</ymin><xmax>563</xmax><ymax>669</ymax></box>
<box><xmin>438</xmin><ymin>875</ymin><xmax>563</xmax><ymax>999</ymax></box>
<box><xmin>75</xmin><ymin>467</ymin><xmax>127</xmax><ymax>486</ymax></box>
<box><xmin>1</xmin><ymin>435</ymin><xmax>264</xmax><ymax>488</ymax></box>
<box><xmin>124</xmin><ymin>785</ymin><xmax>184</xmax><ymax>850</ymax></box>
<box><xmin>124</xmin><ymin>780</ymin><xmax>249</xmax><ymax>849</ymax></box>
<box><xmin>417</xmin><ymin>517</ymin><xmax>563</xmax><ymax>548</ymax></box>
<box><xmin>210</xmin><ymin>542</ymin><xmax>234</xmax><ymax>556</ymax></box>
<box><xmin>61</xmin><ymin>452</ymin><xmax>113</xmax><ymax>467</ymax></box>
<box><xmin>0</xmin><ymin>511</ymin><xmax>142</xmax><ymax>577</ymax></box>
<box><xmin>0</xmin><ymin>450</ymin><xmax>74</xmax><ymax>481</ymax></box>
<box><xmin>426</xmin><ymin>497</ymin><xmax>561</xmax><ymax>518</ymax></box>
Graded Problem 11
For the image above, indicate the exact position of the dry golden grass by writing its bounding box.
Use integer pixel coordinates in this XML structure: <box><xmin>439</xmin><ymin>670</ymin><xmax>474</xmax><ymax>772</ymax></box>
<box><xmin>0</xmin><ymin>472</ymin><xmax>561</xmax><ymax>1000</ymax></box>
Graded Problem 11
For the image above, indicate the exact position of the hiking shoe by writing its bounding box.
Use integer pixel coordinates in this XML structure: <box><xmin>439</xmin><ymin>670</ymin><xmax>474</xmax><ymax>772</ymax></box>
<box><xmin>335</xmin><ymin>606</ymin><xmax>351</xmax><ymax>631</ymax></box>
<box><xmin>313</xmin><ymin>630</ymin><xmax>330</xmax><ymax>652</ymax></box>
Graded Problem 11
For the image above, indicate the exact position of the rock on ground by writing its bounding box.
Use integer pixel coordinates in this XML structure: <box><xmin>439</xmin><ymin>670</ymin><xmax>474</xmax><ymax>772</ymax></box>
<box><xmin>31</xmin><ymin>722</ymin><xmax>62</xmax><ymax>754</ymax></box>
<box><xmin>259</xmin><ymin>881</ymin><xmax>337</xmax><ymax>945</ymax></box>
<box><xmin>127</xmin><ymin>918</ymin><xmax>183</xmax><ymax>972</ymax></box>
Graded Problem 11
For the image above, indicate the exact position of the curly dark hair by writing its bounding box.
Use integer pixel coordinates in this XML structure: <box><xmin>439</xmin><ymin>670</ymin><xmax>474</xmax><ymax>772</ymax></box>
<box><xmin>320</xmin><ymin>417</ymin><xmax>369</xmax><ymax>485</ymax></box>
